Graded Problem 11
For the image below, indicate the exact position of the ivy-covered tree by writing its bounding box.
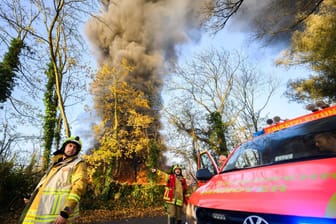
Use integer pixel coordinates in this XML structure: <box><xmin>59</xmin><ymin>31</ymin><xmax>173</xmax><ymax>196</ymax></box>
<box><xmin>206</xmin><ymin>111</ymin><xmax>229</xmax><ymax>155</ymax></box>
<box><xmin>0</xmin><ymin>38</ymin><xmax>24</xmax><ymax>103</ymax></box>
<box><xmin>41</xmin><ymin>62</ymin><xmax>60</xmax><ymax>171</ymax></box>
<box><xmin>86</xmin><ymin>62</ymin><xmax>155</xmax><ymax>198</ymax></box>
<box><xmin>164</xmin><ymin>48</ymin><xmax>277</xmax><ymax>163</ymax></box>
<box><xmin>0</xmin><ymin>0</ymin><xmax>93</xmax><ymax>167</ymax></box>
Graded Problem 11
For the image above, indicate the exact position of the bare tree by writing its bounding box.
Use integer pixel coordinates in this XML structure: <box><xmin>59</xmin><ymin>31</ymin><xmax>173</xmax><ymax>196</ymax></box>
<box><xmin>0</xmin><ymin>0</ymin><xmax>96</xmax><ymax>165</ymax></box>
<box><xmin>0</xmin><ymin>122</ymin><xmax>17</xmax><ymax>162</ymax></box>
<box><xmin>204</xmin><ymin>0</ymin><xmax>324</xmax><ymax>43</ymax></box>
<box><xmin>232</xmin><ymin>63</ymin><xmax>279</xmax><ymax>140</ymax></box>
<box><xmin>164</xmin><ymin>48</ymin><xmax>240</xmax><ymax>161</ymax></box>
<box><xmin>0</xmin><ymin>0</ymin><xmax>40</xmax><ymax>113</ymax></box>
<box><xmin>203</xmin><ymin>0</ymin><xmax>244</xmax><ymax>33</ymax></box>
<box><xmin>0</xmin><ymin>118</ymin><xmax>38</xmax><ymax>164</ymax></box>
<box><xmin>163</xmin><ymin>48</ymin><xmax>278</xmax><ymax>164</ymax></box>
<box><xmin>34</xmin><ymin>0</ymin><xmax>93</xmax><ymax>137</ymax></box>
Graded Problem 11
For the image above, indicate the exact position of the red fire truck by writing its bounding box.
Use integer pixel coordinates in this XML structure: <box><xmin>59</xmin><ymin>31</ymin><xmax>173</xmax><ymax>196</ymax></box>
<box><xmin>186</xmin><ymin>103</ymin><xmax>336</xmax><ymax>224</ymax></box>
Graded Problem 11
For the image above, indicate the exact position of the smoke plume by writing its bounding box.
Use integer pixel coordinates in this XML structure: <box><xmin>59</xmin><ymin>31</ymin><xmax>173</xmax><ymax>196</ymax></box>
<box><xmin>228</xmin><ymin>0</ymin><xmax>323</xmax><ymax>45</ymax></box>
<box><xmin>84</xmin><ymin>0</ymin><xmax>211</xmax><ymax>178</ymax></box>
<box><xmin>85</xmin><ymin>0</ymin><xmax>209</xmax><ymax>93</ymax></box>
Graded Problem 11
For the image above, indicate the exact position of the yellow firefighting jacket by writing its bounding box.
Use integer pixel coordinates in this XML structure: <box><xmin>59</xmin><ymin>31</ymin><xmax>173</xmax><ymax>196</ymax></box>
<box><xmin>20</xmin><ymin>154</ymin><xmax>87</xmax><ymax>224</ymax></box>
<box><xmin>156</xmin><ymin>170</ymin><xmax>187</xmax><ymax>206</ymax></box>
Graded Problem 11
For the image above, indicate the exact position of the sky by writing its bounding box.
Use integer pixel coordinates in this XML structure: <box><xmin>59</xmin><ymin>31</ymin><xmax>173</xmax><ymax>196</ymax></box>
<box><xmin>166</xmin><ymin>27</ymin><xmax>311</xmax><ymax>121</ymax></box>
<box><xmin>69</xmin><ymin>0</ymin><xmax>323</xmax><ymax>156</ymax></box>
<box><xmin>71</xmin><ymin>24</ymin><xmax>313</xmax><ymax>155</ymax></box>
<box><xmin>156</xmin><ymin>26</ymin><xmax>314</xmax><ymax>165</ymax></box>
<box><xmin>70</xmin><ymin>1</ymin><xmax>320</xmax><ymax>153</ymax></box>
<box><xmin>80</xmin><ymin>0</ymin><xmax>315</xmax><ymax>131</ymax></box>
<box><xmin>1</xmin><ymin>0</ymin><xmax>316</xmax><ymax>162</ymax></box>
<box><xmin>187</xmin><ymin>30</ymin><xmax>310</xmax><ymax>119</ymax></box>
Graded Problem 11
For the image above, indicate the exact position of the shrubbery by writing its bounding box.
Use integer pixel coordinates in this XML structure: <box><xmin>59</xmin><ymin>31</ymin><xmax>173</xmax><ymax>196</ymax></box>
<box><xmin>0</xmin><ymin>161</ymin><xmax>40</xmax><ymax>214</ymax></box>
<box><xmin>0</xmin><ymin>162</ymin><xmax>165</xmax><ymax>222</ymax></box>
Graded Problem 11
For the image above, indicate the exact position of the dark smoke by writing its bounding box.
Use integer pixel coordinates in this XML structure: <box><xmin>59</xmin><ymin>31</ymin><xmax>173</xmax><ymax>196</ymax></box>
<box><xmin>85</xmin><ymin>0</ymin><xmax>210</xmax><ymax>89</ymax></box>
<box><xmin>85</xmin><ymin>0</ymin><xmax>211</xmax><ymax>139</ymax></box>
<box><xmin>228</xmin><ymin>0</ymin><xmax>323</xmax><ymax>45</ymax></box>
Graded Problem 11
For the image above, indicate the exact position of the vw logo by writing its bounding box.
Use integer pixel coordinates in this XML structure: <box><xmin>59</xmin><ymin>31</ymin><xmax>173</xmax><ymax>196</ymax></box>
<box><xmin>243</xmin><ymin>215</ymin><xmax>269</xmax><ymax>224</ymax></box>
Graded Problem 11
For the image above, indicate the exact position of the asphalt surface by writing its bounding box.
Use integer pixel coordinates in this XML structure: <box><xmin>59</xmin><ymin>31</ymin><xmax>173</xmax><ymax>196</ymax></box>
<box><xmin>98</xmin><ymin>215</ymin><xmax>167</xmax><ymax>223</ymax></box>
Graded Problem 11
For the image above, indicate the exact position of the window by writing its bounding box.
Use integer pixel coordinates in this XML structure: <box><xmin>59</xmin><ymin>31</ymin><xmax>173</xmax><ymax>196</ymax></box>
<box><xmin>200</xmin><ymin>152</ymin><xmax>217</xmax><ymax>175</ymax></box>
<box><xmin>235</xmin><ymin>148</ymin><xmax>260</xmax><ymax>168</ymax></box>
<box><xmin>223</xmin><ymin>115</ymin><xmax>336</xmax><ymax>172</ymax></box>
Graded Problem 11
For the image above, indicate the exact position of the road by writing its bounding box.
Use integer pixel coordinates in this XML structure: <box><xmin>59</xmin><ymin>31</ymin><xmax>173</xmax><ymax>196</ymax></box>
<box><xmin>99</xmin><ymin>215</ymin><xmax>167</xmax><ymax>223</ymax></box>
<box><xmin>1</xmin><ymin>214</ymin><xmax>169</xmax><ymax>224</ymax></box>
<box><xmin>1</xmin><ymin>212</ymin><xmax>169</xmax><ymax>224</ymax></box>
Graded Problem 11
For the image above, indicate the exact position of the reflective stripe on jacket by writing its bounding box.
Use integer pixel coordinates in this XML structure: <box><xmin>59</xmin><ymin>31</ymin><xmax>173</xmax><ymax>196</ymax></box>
<box><xmin>157</xmin><ymin>170</ymin><xmax>187</xmax><ymax>206</ymax></box>
<box><xmin>21</xmin><ymin>155</ymin><xmax>87</xmax><ymax>224</ymax></box>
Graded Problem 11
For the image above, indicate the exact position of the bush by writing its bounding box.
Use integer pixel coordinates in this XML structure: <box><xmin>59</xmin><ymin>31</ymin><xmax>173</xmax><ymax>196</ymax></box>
<box><xmin>0</xmin><ymin>161</ymin><xmax>39</xmax><ymax>214</ymax></box>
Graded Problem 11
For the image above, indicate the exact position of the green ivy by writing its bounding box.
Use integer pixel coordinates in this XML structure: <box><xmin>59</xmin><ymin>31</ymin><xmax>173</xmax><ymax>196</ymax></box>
<box><xmin>0</xmin><ymin>38</ymin><xmax>24</xmax><ymax>103</ymax></box>
<box><xmin>42</xmin><ymin>62</ymin><xmax>58</xmax><ymax>171</ymax></box>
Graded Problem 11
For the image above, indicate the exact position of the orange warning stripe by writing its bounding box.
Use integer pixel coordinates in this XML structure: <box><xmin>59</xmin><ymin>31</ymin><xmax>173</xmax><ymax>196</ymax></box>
<box><xmin>264</xmin><ymin>106</ymin><xmax>336</xmax><ymax>134</ymax></box>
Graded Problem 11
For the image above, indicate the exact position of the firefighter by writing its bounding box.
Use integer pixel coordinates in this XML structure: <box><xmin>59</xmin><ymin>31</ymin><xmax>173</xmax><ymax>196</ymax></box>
<box><xmin>152</xmin><ymin>164</ymin><xmax>188</xmax><ymax>224</ymax></box>
<box><xmin>314</xmin><ymin>132</ymin><xmax>336</xmax><ymax>152</ymax></box>
<box><xmin>218</xmin><ymin>154</ymin><xmax>227</xmax><ymax>168</ymax></box>
<box><xmin>19</xmin><ymin>136</ymin><xmax>88</xmax><ymax>224</ymax></box>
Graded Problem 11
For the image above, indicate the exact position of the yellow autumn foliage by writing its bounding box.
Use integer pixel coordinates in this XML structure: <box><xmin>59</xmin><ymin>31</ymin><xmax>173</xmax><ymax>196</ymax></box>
<box><xmin>277</xmin><ymin>0</ymin><xmax>336</xmax><ymax>70</ymax></box>
<box><xmin>86</xmin><ymin>60</ymin><xmax>156</xmax><ymax>186</ymax></box>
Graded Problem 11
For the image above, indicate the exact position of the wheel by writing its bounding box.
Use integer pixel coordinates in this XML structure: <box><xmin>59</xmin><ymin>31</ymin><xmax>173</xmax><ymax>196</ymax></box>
<box><xmin>185</xmin><ymin>203</ymin><xmax>197</xmax><ymax>224</ymax></box>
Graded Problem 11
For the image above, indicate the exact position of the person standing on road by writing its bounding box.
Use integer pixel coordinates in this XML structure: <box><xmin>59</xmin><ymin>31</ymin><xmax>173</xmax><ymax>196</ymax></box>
<box><xmin>19</xmin><ymin>136</ymin><xmax>88</xmax><ymax>224</ymax></box>
<box><xmin>152</xmin><ymin>164</ymin><xmax>188</xmax><ymax>224</ymax></box>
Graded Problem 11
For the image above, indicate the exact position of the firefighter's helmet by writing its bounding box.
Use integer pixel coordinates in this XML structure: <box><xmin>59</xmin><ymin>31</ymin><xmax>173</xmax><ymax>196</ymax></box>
<box><xmin>53</xmin><ymin>136</ymin><xmax>82</xmax><ymax>155</ymax></box>
<box><xmin>172</xmin><ymin>164</ymin><xmax>183</xmax><ymax>174</ymax></box>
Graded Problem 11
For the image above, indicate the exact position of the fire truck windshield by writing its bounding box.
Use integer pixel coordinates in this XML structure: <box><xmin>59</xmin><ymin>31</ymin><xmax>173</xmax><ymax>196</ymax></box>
<box><xmin>223</xmin><ymin>115</ymin><xmax>336</xmax><ymax>172</ymax></box>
